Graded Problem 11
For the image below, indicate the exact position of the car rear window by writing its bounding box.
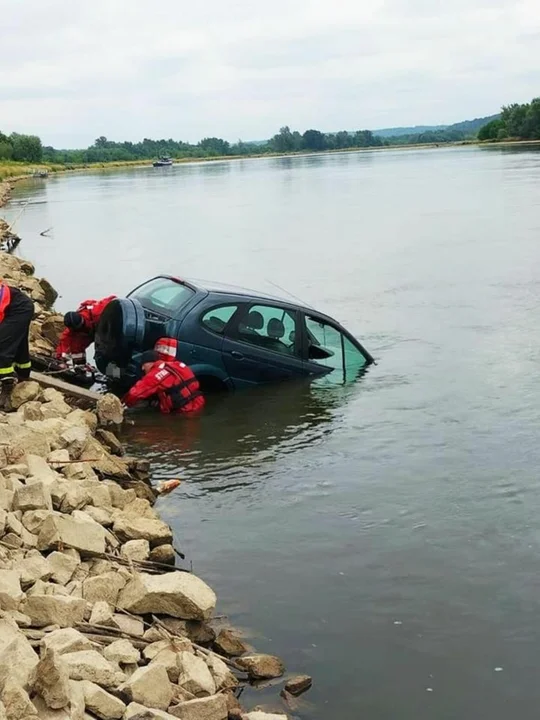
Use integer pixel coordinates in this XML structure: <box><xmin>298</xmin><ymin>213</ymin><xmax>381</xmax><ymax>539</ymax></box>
<box><xmin>130</xmin><ymin>277</ymin><xmax>194</xmax><ymax>317</ymax></box>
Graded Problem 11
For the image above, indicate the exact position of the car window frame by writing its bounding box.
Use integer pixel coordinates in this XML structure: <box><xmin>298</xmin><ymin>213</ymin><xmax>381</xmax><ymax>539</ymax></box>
<box><xmin>226</xmin><ymin>302</ymin><xmax>302</xmax><ymax>359</ymax></box>
<box><xmin>299</xmin><ymin>310</ymin><xmax>372</xmax><ymax>372</ymax></box>
<box><xmin>199</xmin><ymin>302</ymin><xmax>243</xmax><ymax>337</ymax></box>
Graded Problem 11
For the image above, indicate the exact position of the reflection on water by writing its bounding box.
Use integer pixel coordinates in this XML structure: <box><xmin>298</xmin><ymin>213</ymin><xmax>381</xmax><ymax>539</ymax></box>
<box><xmin>123</xmin><ymin>379</ymin><xmax>360</xmax><ymax>493</ymax></box>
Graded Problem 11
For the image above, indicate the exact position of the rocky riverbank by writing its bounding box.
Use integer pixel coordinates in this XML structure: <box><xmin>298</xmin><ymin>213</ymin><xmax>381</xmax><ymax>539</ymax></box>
<box><xmin>0</xmin><ymin>186</ymin><xmax>307</xmax><ymax>719</ymax></box>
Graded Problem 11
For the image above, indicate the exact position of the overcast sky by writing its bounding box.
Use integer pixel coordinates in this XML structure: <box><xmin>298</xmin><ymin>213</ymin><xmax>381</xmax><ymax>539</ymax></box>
<box><xmin>1</xmin><ymin>0</ymin><xmax>539</xmax><ymax>147</ymax></box>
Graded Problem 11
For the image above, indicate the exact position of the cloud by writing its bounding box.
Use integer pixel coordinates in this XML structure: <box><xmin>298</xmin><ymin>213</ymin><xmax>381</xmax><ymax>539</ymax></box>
<box><xmin>0</xmin><ymin>0</ymin><xmax>538</xmax><ymax>146</ymax></box>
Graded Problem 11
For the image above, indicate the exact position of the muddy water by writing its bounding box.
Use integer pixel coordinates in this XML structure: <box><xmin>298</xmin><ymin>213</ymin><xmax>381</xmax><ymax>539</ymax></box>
<box><xmin>5</xmin><ymin>145</ymin><xmax>540</xmax><ymax>719</ymax></box>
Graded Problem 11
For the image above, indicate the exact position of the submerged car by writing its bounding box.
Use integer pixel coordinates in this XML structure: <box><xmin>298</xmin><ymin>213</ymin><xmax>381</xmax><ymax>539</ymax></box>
<box><xmin>94</xmin><ymin>275</ymin><xmax>374</xmax><ymax>392</ymax></box>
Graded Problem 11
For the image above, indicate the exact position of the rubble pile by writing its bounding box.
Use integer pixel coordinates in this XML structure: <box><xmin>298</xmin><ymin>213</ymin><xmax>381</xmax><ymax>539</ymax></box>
<box><xmin>0</xmin><ymin>234</ymin><xmax>303</xmax><ymax>718</ymax></box>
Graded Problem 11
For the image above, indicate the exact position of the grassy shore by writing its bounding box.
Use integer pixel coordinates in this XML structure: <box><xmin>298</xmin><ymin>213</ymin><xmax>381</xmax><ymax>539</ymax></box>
<box><xmin>2</xmin><ymin>138</ymin><xmax>539</xmax><ymax>183</ymax></box>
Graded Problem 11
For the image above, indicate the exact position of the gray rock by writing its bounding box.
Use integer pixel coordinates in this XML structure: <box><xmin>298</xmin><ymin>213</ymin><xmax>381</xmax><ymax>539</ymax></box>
<box><xmin>37</xmin><ymin>512</ymin><xmax>106</xmax><ymax>555</ymax></box>
<box><xmin>19</xmin><ymin>551</ymin><xmax>52</xmax><ymax>586</ymax></box>
<box><xmin>89</xmin><ymin>601</ymin><xmax>117</xmax><ymax>628</ymax></box>
<box><xmin>61</xmin><ymin>650</ymin><xmax>124</xmax><ymax>689</ymax></box>
<box><xmin>119</xmin><ymin>664</ymin><xmax>173</xmax><ymax>711</ymax></box>
<box><xmin>1</xmin><ymin>677</ymin><xmax>37</xmax><ymax>718</ymax></box>
<box><xmin>284</xmin><ymin>674</ymin><xmax>312</xmax><ymax>696</ymax></box>
<box><xmin>42</xmin><ymin>628</ymin><xmax>95</xmax><ymax>656</ymax></box>
<box><xmin>0</xmin><ymin>627</ymin><xmax>39</xmax><ymax>692</ymax></box>
<box><xmin>0</xmin><ymin>569</ymin><xmax>23</xmax><ymax>611</ymax></box>
<box><xmin>103</xmin><ymin>639</ymin><xmax>140</xmax><ymax>666</ymax></box>
<box><xmin>167</xmin><ymin>694</ymin><xmax>228</xmax><ymax>720</ymax></box>
<box><xmin>205</xmin><ymin>652</ymin><xmax>238</xmax><ymax>691</ymax></box>
<box><xmin>214</xmin><ymin>629</ymin><xmax>248</xmax><ymax>658</ymax></box>
<box><xmin>32</xmin><ymin>647</ymin><xmax>71</xmax><ymax>709</ymax></box>
<box><xmin>48</xmin><ymin>550</ymin><xmax>79</xmax><ymax>585</ymax></box>
<box><xmin>9</xmin><ymin>381</ymin><xmax>41</xmax><ymax>410</ymax></box>
<box><xmin>13</xmin><ymin>480</ymin><xmax>52</xmax><ymax>511</ymax></box>
<box><xmin>120</xmin><ymin>539</ymin><xmax>150</xmax><ymax>563</ymax></box>
<box><xmin>176</xmin><ymin>651</ymin><xmax>216</xmax><ymax>697</ymax></box>
<box><xmin>21</xmin><ymin>508</ymin><xmax>50</xmax><ymax>534</ymax></box>
<box><xmin>113</xmin><ymin>515</ymin><xmax>172</xmax><ymax>547</ymax></box>
<box><xmin>148</xmin><ymin>545</ymin><xmax>175</xmax><ymax>566</ymax></box>
<box><xmin>23</xmin><ymin>594</ymin><xmax>86</xmax><ymax>628</ymax></box>
<box><xmin>117</xmin><ymin>572</ymin><xmax>216</xmax><ymax>621</ymax></box>
<box><xmin>96</xmin><ymin>395</ymin><xmax>124</xmax><ymax>427</ymax></box>
<box><xmin>112</xmin><ymin>614</ymin><xmax>144</xmax><ymax>637</ymax></box>
<box><xmin>84</xmin><ymin>505</ymin><xmax>113</xmax><ymax>527</ymax></box>
<box><xmin>236</xmin><ymin>654</ymin><xmax>285</xmax><ymax>680</ymax></box>
<box><xmin>123</xmin><ymin>703</ymin><xmax>179</xmax><ymax>719</ymax></box>
<box><xmin>82</xmin><ymin>572</ymin><xmax>126</xmax><ymax>606</ymax></box>
<box><xmin>81</xmin><ymin>680</ymin><xmax>126</xmax><ymax>719</ymax></box>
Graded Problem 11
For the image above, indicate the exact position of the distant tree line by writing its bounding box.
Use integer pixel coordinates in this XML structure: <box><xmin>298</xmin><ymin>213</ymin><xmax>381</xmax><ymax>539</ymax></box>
<box><xmin>1</xmin><ymin>112</ymin><xmax>513</xmax><ymax>168</ymax></box>
<box><xmin>478</xmin><ymin>98</ymin><xmax>540</xmax><ymax>141</ymax></box>
<box><xmin>0</xmin><ymin>131</ymin><xmax>43</xmax><ymax>162</ymax></box>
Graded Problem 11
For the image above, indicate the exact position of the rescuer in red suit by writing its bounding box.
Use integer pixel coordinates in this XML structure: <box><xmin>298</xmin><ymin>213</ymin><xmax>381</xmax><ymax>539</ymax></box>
<box><xmin>123</xmin><ymin>350</ymin><xmax>204</xmax><ymax>415</ymax></box>
<box><xmin>0</xmin><ymin>281</ymin><xmax>33</xmax><ymax>386</ymax></box>
<box><xmin>56</xmin><ymin>295</ymin><xmax>116</xmax><ymax>364</ymax></box>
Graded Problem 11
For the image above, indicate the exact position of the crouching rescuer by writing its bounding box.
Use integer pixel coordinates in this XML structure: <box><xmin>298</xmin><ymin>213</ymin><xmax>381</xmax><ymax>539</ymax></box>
<box><xmin>56</xmin><ymin>295</ymin><xmax>116</xmax><ymax>366</ymax></box>
<box><xmin>123</xmin><ymin>349</ymin><xmax>205</xmax><ymax>415</ymax></box>
<box><xmin>0</xmin><ymin>280</ymin><xmax>33</xmax><ymax>386</ymax></box>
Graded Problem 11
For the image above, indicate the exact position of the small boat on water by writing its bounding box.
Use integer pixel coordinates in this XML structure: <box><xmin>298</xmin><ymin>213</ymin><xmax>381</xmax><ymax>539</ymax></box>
<box><xmin>153</xmin><ymin>157</ymin><xmax>173</xmax><ymax>167</ymax></box>
<box><xmin>32</xmin><ymin>170</ymin><xmax>48</xmax><ymax>178</ymax></box>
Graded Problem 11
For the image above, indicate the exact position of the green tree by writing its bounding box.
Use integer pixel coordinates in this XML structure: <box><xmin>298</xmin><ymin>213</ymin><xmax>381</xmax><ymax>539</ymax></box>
<box><xmin>302</xmin><ymin>129</ymin><xmax>326</xmax><ymax>151</ymax></box>
<box><xmin>270</xmin><ymin>126</ymin><xmax>296</xmax><ymax>153</ymax></box>
<box><xmin>478</xmin><ymin>118</ymin><xmax>505</xmax><ymax>141</ymax></box>
<box><xmin>9</xmin><ymin>133</ymin><xmax>43</xmax><ymax>162</ymax></box>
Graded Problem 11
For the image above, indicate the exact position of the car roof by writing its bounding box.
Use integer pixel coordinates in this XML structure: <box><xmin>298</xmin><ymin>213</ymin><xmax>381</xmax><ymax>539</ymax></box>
<box><xmin>163</xmin><ymin>275</ymin><xmax>315</xmax><ymax>309</ymax></box>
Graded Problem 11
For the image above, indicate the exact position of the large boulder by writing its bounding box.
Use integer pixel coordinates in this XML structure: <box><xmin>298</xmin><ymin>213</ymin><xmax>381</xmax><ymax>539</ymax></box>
<box><xmin>19</xmin><ymin>551</ymin><xmax>53</xmax><ymax>586</ymax></box>
<box><xmin>113</xmin><ymin>515</ymin><xmax>173</xmax><ymax>547</ymax></box>
<box><xmin>23</xmin><ymin>594</ymin><xmax>86</xmax><ymax>628</ymax></box>
<box><xmin>37</xmin><ymin>512</ymin><xmax>106</xmax><ymax>555</ymax></box>
<box><xmin>119</xmin><ymin>664</ymin><xmax>173</xmax><ymax>711</ymax></box>
<box><xmin>61</xmin><ymin>650</ymin><xmax>124</xmax><ymax>689</ymax></box>
<box><xmin>117</xmin><ymin>572</ymin><xmax>216</xmax><ymax>621</ymax></box>
<box><xmin>205</xmin><ymin>653</ymin><xmax>238</xmax><ymax>691</ymax></box>
<box><xmin>176</xmin><ymin>652</ymin><xmax>216</xmax><ymax>697</ymax></box>
<box><xmin>124</xmin><ymin>703</ymin><xmax>178</xmax><ymax>719</ymax></box>
<box><xmin>38</xmin><ymin>277</ymin><xmax>58</xmax><ymax>308</ymax></box>
<box><xmin>81</xmin><ymin>680</ymin><xmax>126</xmax><ymax>719</ymax></box>
<box><xmin>284</xmin><ymin>674</ymin><xmax>312</xmax><ymax>696</ymax></box>
<box><xmin>31</xmin><ymin>648</ymin><xmax>71</xmax><ymax>709</ymax></box>
<box><xmin>121</xmin><ymin>539</ymin><xmax>150</xmax><ymax>563</ymax></box>
<box><xmin>40</xmin><ymin>315</ymin><xmax>65</xmax><ymax>344</ymax></box>
<box><xmin>168</xmin><ymin>694</ymin><xmax>228</xmax><ymax>720</ymax></box>
<box><xmin>236</xmin><ymin>654</ymin><xmax>284</xmax><ymax>680</ymax></box>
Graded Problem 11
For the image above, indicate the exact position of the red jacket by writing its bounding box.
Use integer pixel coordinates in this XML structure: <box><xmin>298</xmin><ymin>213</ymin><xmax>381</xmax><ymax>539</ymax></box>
<box><xmin>123</xmin><ymin>359</ymin><xmax>204</xmax><ymax>415</ymax></box>
<box><xmin>0</xmin><ymin>283</ymin><xmax>11</xmax><ymax>323</ymax></box>
<box><xmin>56</xmin><ymin>295</ymin><xmax>116</xmax><ymax>359</ymax></box>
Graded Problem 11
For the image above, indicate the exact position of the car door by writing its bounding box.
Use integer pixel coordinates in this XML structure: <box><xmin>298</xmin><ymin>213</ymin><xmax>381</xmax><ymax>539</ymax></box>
<box><xmin>300</xmin><ymin>312</ymin><xmax>371</xmax><ymax>384</ymax></box>
<box><xmin>221</xmin><ymin>303</ymin><xmax>305</xmax><ymax>387</ymax></box>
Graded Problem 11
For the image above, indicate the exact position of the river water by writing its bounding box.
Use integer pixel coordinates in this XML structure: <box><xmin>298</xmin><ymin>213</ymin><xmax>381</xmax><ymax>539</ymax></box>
<box><xmin>4</xmin><ymin>146</ymin><xmax>540</xmax><ymax>719</ymax></box>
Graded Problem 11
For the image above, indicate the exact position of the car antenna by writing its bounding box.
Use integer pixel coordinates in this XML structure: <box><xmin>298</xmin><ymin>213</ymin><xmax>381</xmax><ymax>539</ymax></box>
<box><xmin>265</xmin><ymin>279</ymin><xmax>314</xmax><ymax>308</ymax></box>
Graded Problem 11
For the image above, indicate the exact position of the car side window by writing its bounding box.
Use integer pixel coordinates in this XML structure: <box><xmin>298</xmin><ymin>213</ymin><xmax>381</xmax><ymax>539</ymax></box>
<box><xmin>201</xmin><ymin>305</ymin><xmax>238</xmax><ymax>335</ymax></box>
<box><xmin>235</xmin><ymin>304</ymin><xmax>298</xmax><ymax>355</ymax></box>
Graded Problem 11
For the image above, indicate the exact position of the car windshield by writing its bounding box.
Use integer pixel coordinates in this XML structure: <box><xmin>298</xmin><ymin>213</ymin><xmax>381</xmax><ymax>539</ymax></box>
<box><xmin>130</xmin><ymin>277</ymin><xmax>194</xmax><ymax>317</ymax></box>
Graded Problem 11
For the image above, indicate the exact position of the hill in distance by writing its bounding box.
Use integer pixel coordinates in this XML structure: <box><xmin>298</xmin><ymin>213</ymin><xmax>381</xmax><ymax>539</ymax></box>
<box><xmin>373</xmin><ymin>114</ymin><xmax>500</xmax><ymax>137</ymax></box>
